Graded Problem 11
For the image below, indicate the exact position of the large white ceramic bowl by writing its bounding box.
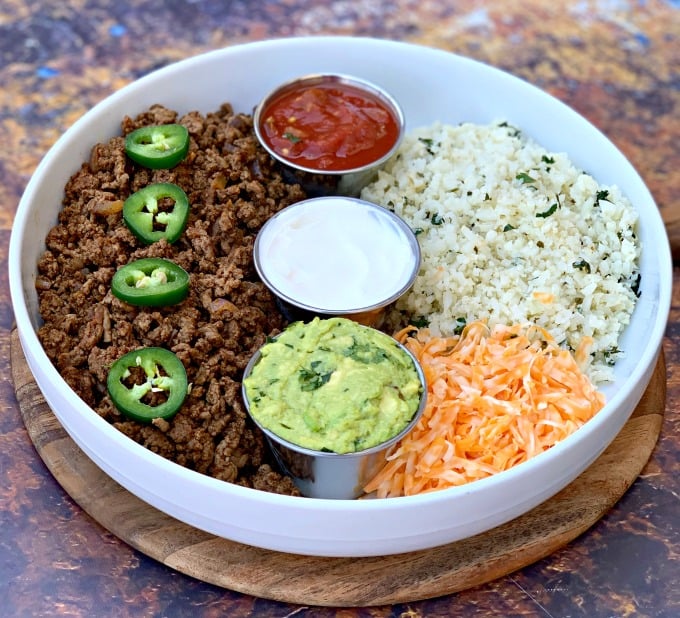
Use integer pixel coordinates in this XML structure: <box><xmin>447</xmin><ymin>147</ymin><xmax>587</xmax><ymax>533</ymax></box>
<box><xmin>9</xmin><ymin>36</ymin><xmax>672</xmax><ymax>557</ymax></box>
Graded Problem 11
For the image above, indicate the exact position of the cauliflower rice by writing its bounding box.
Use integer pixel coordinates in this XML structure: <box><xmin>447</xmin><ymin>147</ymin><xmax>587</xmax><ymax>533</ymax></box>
<box><xmin>361</xmin><ymin>121</ymin><xmax>641</xmax><ymax>383</ymax></box>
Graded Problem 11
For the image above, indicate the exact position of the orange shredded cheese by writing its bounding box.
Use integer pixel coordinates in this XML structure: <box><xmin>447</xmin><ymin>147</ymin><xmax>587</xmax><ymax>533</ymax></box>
<box><xmin>363</xmin><ymin>321</ymin><xmax>605</xmax><ymax>498</ymax></box>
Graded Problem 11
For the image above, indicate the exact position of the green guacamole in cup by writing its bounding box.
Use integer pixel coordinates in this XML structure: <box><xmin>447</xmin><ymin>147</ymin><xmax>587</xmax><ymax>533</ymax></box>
<box><xmin>243</xmin><ymin>317</ymin><xmax>424</xmax><ymax>454</ymax></box>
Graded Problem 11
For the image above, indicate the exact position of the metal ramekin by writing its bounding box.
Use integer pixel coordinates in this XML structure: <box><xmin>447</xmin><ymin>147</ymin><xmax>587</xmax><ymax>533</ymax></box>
<box><xmin>253</xmin><ymin>73</ymin><xmax>405</xmax><ymax>197</ymax></box>
<box><xmin>241</xmin><ymin>327</ymin><xmax>427</xmax><ymax>500</ymax></box>
<box><xmin>253</xmin><ymin>196</ymin><xmax>421</xmax><ymax>328</ymax></box>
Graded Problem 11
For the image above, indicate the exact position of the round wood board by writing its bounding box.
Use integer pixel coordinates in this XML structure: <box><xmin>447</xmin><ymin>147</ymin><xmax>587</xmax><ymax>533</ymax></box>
<box><xmin>10</xmin><ymin>329</ymin><xmax>666</xmax><ymax>607</ymax></box>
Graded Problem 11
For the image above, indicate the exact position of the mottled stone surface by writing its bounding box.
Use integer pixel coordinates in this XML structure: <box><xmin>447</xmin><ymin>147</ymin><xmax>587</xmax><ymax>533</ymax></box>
<box><xmin>1</xmin><ymin>1</ymin><xmax>678</xmax><ymax>616</ymax></box>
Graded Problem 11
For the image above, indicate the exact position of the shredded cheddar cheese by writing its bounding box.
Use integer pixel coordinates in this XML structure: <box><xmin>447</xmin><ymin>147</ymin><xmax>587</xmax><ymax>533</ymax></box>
<box><xmin>363</xmin><ymin>321</ymin><xmax>605</xmax><ymax>498</ymax></box>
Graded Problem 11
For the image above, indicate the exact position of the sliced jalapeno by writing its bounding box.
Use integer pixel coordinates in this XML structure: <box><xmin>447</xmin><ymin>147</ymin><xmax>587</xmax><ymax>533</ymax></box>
<box><xmin>111</xmin><ymin>258</ymin><xmax>189</xmax><ymax>307</ymax></box>
<box><xmin>123</xmin><ymin>182</ymin><xmax>189</xmax><ymax>245</ymax></box>
<box><xmin>107</xmin><ymin>347</ymin><xmax>188</xmax><ymax>422</ymax></box>
<box><xmin>125</xmin><ymin>124</ymin><xmax>189</xmax><ymax>169</ymax></box>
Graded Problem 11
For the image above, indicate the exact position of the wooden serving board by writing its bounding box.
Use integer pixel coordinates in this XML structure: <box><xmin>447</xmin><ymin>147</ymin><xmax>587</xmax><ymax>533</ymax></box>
<box><xmin>10</xmin><ymin>329</ymin><xmax>666</xmax><ymax>607</ymax></box>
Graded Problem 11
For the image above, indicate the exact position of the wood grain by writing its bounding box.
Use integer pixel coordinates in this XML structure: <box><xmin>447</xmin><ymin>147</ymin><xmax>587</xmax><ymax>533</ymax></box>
<box><xmin>10</xmin><ymin>329</ymin><xmax>665</xmax><ymax>607</ymax></box>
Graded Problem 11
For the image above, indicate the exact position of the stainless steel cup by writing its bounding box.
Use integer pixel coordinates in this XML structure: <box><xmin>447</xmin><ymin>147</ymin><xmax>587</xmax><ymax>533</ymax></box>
<box><xmin>252</xmin><ymin>196</ymin><xmax>421</xmax><ymax>328</ymax></box>
<box><xmin>241</xmin><ymin>330</ymin><xmax>427</xmax><ymax>500</ymax></box>
<box><xmin>253</xmin><ymin>73</ymin><xmax>405</xmax><ymax>197</ymax></box>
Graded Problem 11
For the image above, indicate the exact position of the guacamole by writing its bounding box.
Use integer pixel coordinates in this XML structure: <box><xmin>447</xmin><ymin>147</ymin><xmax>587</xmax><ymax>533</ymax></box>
<box><xmin>243</xmin><ymin>317</ymin><xmax>424</xmax><ymax>454</ymax></box>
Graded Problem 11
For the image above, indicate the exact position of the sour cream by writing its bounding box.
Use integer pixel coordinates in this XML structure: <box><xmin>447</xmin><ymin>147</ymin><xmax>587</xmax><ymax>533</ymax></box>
<box><xmin>254</xmin><ymin>197</ymin><xmax>420</xmax><ymax>313</ymax></box>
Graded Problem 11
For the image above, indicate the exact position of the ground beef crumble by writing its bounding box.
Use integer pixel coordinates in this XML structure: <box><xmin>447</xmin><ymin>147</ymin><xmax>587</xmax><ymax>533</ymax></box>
<box><xmin>36</xmin><ymin>103</ymin><xmax>308</xmax><ymax>496</ymax></box>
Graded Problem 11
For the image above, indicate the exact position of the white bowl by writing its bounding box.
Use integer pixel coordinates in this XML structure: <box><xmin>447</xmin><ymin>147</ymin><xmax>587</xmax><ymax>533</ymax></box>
<box><xmin>9</xmin><ymin>36</ymin><xmax>672</xmax><ymax>558</ymax></box>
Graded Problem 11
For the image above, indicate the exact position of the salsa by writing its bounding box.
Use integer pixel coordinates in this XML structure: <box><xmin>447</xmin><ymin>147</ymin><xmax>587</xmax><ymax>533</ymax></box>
<box><xmin>258</xmin><ymin>80</ymin><xmax>401</xmax><ymax>172</ymax></box>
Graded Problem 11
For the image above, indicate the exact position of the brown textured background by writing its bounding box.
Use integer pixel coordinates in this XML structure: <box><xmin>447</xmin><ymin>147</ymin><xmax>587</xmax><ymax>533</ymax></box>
<box><xmin>0</xmin><ymin>1</ymin><xmax>678</xmax><ymax>616</ymax></box>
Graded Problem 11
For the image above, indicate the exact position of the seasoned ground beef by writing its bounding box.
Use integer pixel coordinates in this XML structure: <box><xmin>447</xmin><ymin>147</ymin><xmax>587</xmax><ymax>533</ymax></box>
<box><xmin>36</xmin><ymin>103</ymin><xmax>308</xmax><ymax>495</ymax></box>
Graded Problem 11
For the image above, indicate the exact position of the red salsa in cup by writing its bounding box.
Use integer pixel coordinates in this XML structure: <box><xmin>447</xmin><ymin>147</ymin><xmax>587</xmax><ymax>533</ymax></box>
<box><xmin>258</xmin><ymin>79</ymin><xmax>401</xmax><ymax>172</ymax></box>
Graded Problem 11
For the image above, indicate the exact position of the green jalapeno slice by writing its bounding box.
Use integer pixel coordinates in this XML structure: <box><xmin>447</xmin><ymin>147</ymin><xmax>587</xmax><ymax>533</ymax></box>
<box><xmin>125</xmin><ymin>124</ymin><xmax>190</xmax><ymax>169</ymax></box>
<box><xmin>107</xmin><ymin>347</ymin><xmax>188</xmax><ymax>422</ymax></box>
<box><xmin>123</xmin><ymin>182</ymin><xmax>189</xmax><ymax>244</ymax></box>
<box><xmin>111</xmin><ymin>258</ymin><xmax>189</xmax><ymax>307</ymax></box>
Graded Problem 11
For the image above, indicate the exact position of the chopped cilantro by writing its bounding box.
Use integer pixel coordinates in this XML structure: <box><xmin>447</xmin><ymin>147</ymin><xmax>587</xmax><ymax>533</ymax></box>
<box><xmin>631</xmin><ymin>273</ymin><xmax>641</xmax><ymax>297</ymax></box>
<box><xmin>283</xmin><ymin>132</ymin><xmax>301</xmax><ymax>143</ymax></box>
<box><xmin>498</xmin><ymin>121</ymin><xmax>521</xmax><ymax>137</ymax></box>
<box><xmin>418</xmin><ymin>137</ymin><xmax>435</xmax><ymax>155</ymax></box>
<box><xmin>536</xmin><ymin>203</ymin><xmax>558</xmax><ymax>218</ymax></box>
<box><xmin>410</xmin><ymin>316</ymin><xmax>429</xmax><ymax>328</ymax></box>
<box><xmin>516</xmin><ymin>172</ymin><xmax>537</xmax><ymax>184</ymax></box>
<box><xmin>572</xmin><ymin>259</ymin><xmax>592</xmax><ymax>273</ymax></box>
<box><xmin>298</xmin><ymin>365</ymin><xmax>333</xmax><ymax>391</ymax></box>
<box><xmin>343</xmin><ymin>338</ymin><xmax>389</xmax><ymax>364</ymax></box>
<box><xmin>595</xmin><ymin>189</ymin><xmax>612</xmax><ymax>206</ymax></box>
<box><xmin>603</xmin><ymin>346</ymin><xmax>622</xmax><ymax>366</ymax></box>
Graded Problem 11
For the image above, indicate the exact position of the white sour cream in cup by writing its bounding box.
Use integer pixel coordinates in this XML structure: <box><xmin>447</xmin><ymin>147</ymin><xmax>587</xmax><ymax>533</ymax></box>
<box><xmin>254</xmin><ymin>197</ymin><xmax>420</xmax><ymax>313</ymax></box>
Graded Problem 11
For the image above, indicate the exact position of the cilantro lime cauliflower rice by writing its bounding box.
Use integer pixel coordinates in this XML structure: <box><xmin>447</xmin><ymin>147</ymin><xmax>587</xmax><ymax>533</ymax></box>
<box><xmin>361</xmin><ymin>121</ymin><xmax>641</xmax><ymax>383</ymax></box>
